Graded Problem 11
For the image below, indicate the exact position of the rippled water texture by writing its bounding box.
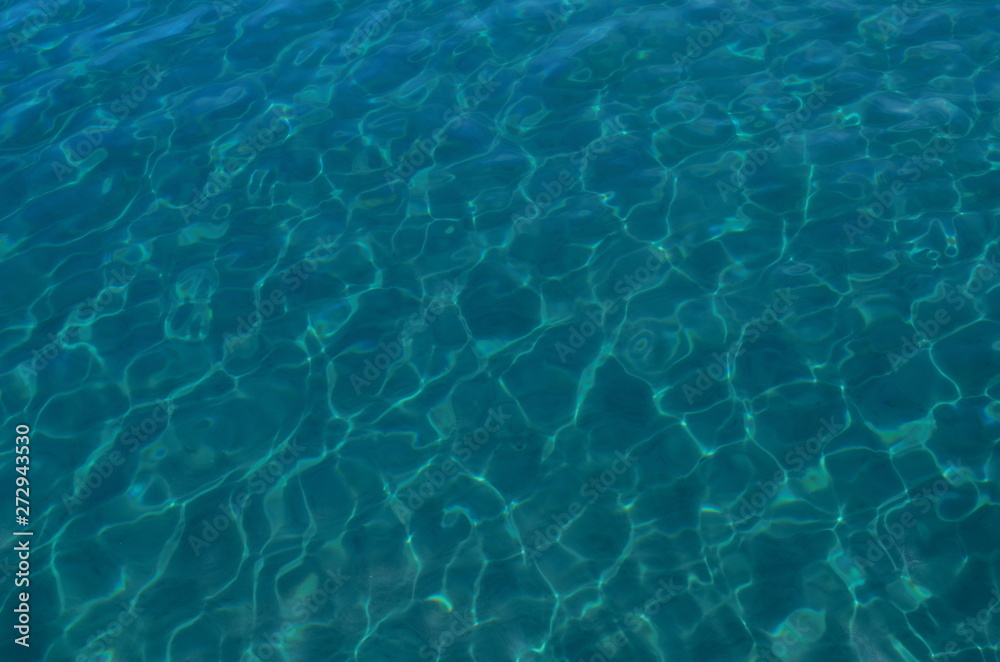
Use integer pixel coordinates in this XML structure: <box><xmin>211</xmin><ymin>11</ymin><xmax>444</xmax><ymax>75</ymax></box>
<box><xmin>2</xmin><ymin>0</ymin><xmax>1000</xmax><ymax>660</ymax></box>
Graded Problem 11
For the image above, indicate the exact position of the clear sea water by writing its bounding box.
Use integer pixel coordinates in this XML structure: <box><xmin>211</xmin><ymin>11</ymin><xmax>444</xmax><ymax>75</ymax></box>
<box><xmin>2</xmin><ymin>0</ymin><xmax>1000</xmax><ymax>660</ymax></box>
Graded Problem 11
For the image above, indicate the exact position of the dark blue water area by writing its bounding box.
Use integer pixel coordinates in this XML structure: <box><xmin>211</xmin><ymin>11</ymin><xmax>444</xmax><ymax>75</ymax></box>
<box><xmin>1</xmin><ymin>0</ymin><xmax>1000</xmax><ymax>660</ymax></box>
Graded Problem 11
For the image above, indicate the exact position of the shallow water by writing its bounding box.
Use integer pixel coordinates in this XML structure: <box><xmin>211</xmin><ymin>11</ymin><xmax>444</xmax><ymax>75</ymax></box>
<box><xmin>2</xmin><ymin>0</ymin><xmax>1000</xmax><ymax>660</ymax></box>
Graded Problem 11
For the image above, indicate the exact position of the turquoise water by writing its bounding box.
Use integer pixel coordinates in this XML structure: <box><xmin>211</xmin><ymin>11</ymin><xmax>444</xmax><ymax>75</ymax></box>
<box><xmin>2</xmin><ymin>0</ymin><xmax>1000</xmax><ymax>660</ymax></box>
